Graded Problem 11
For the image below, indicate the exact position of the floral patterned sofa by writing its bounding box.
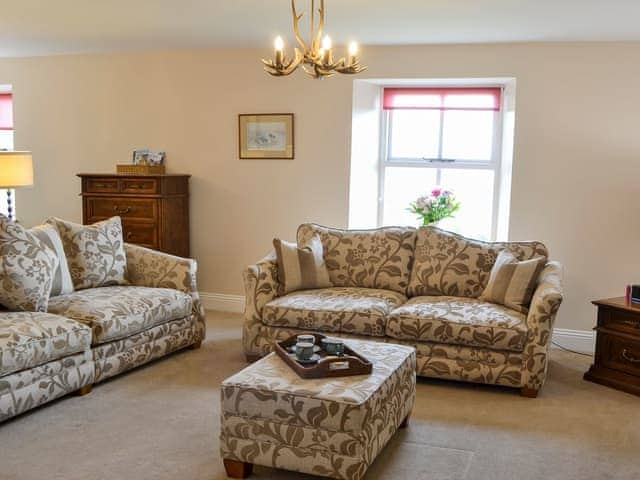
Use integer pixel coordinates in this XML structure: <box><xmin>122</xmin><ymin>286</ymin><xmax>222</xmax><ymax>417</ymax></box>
<box><xmin>243</xmin><ymin>224</ymin><xmax>564</xmax><ymax>397</ymax></box>
<box><xmin>0</xmin><ymin>244</ymin><xmax>205</xmax><ymax>422</ymax></box>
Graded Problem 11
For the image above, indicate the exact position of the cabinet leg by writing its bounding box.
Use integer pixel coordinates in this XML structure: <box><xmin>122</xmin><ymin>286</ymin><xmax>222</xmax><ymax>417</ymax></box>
<box><xmin>223</xmin><ymin>459</ymin><xmax>253</xmax><ymax>478</ymax></box>
<box><xmin>188</xmin><ymin>340</ymin><xmax>202</xmax><ymax>350</ymax></box>
<box><xmin>520</xmin><ymin>387</ymin><xmax>539</xmax><ymax>398</ymax></box>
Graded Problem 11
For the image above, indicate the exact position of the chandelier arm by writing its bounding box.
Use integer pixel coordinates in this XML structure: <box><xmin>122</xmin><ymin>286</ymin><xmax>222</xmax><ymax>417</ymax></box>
<box><xmin>291</xmin><ymin>0</ymin><xmax>308</xmax><ymax>52</ymax></box>
<box><xmin>313</xmin><ymin>0</ymin><xmax>325</xmax><ymax>52</ymax></box>
<box><xmin>310</xmin><ymin>0</ymin><xmax>315</xmax><ymax>49</ymax></box>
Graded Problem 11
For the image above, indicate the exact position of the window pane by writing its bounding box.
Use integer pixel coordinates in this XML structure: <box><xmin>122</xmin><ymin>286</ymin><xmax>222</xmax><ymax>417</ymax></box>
<box><xmin>437</xmin><ymin>169</ymin><xmax>494</xmax><ymax>240</ymax></box>
<box><xmin>441</xmin><ymin>110</ymin><xmax>494</xmax><ymax>161</ymax></box>
<box><xmin>0</xmin><ymin>130</ymin><xmax>13</xmax><ymax>150</ymax></box>
<box><xmin>382</xmin><ymin>167</ymin><xmax>438</xmax><ymax>226</ymax></box>
<box><xmin>389</xmin><ymin>110</ymin><xmax>440</xmax><ymax>159</ymax></box>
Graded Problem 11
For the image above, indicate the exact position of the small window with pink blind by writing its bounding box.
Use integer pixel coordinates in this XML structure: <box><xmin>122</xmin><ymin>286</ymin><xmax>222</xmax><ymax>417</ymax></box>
<box><xmin>0</xmin><ymin>92</ymin><xmax>14</xmax><ymax>217</ymax></box>
<box><xmin>379</xmin><ymin>86</ymin><xmax>504</xmax><ymax>240</ymax></box>
<box><xmin>0</xmin><ymin>93</ymin><xmax>14</xmax><ymax>150</ymax></box>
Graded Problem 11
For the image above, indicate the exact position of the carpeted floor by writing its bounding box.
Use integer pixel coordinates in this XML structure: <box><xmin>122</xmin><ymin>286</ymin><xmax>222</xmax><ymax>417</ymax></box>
<box><xmin>1</xmin><ymin>311</ymin><xmax>639</xmax><ymax>480</ymax></box>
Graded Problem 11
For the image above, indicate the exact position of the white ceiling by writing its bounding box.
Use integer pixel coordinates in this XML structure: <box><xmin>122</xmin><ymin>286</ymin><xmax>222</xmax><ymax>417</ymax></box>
<box><xmin>0</xmin><ymin>0</ymin><xmax>639</xmax><ymax>57</ymax></box>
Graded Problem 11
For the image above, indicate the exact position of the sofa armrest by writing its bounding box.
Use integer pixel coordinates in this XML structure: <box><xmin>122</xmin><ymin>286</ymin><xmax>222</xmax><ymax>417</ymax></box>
<box><xmin>521</xmin><ymin>261</ymin><xmax>564</xmax><ymax>391</ymax></box>
<box><xmin>242</xmin><ymin>252</ymin><xmax>280</xmax><ymax>356</ymax></box>
<box><xmin>124</xmin><ymin>243</ymin><xmax>206</xmax><ymax>343</ymax></box>
<box><xmin>242</xmin><ymin>251</ymin><xmax>279</xmax><ymax>322</ymax></box>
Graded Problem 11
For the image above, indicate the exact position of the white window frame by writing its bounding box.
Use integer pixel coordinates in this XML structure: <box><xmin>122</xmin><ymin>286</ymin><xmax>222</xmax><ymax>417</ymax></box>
<box><xmin>377</xmin><ymin>87</ymin><xmax>505</xmax><ymax>240</ymax></box>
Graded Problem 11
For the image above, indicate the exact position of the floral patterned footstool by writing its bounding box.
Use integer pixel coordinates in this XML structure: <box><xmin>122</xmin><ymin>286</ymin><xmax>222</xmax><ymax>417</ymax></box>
<box><xmin>220</xmin><ymin>340</ymin><xmax>416</xmax><ymax>480</ymax></box>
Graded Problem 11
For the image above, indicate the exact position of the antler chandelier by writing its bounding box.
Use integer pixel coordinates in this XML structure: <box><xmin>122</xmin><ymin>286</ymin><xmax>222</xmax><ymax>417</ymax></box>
<box><xmin>262</xmin><ymin>0</ymin><xmax>366</xmax><ymax>79</ymax></box>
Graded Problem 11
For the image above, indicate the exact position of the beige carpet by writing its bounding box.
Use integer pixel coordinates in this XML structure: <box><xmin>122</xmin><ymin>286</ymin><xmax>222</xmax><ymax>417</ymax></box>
<box><xmin>1</xmin><ymin>311</ymin><xmax>639</xmax><ymax>480</ymax></box>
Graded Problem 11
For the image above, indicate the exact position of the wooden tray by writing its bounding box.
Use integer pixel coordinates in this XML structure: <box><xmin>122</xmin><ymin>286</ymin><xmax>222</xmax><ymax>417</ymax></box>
<box><xmin>116</xmin><ymin>164</ymin><xmax>166</xmax><ymax>175</ymax></box>
<box><xmin>274</xmin><ymin>333</ymin><xmax>373</xmax><ymax>379</ymax></box>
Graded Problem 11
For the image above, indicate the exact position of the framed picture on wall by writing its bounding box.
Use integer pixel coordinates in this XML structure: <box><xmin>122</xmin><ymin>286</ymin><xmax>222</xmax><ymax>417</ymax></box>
<box><xmin>238</xmin><ymin>113</ymin><xmax>294</xmax><ymax>159</ymax></box>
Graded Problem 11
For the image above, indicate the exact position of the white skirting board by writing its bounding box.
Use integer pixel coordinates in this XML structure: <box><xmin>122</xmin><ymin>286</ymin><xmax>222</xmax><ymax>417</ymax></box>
<box><xmin>200</xmin><ymin>292</ymin><xmax>245</xmax><ymax>314</ymax></box>
<box><xmin>200</xmin><ymin>292</ymin><xmax>596</xmax><ymax>354</ymax></box>
<box><xmin>551</xmin><ymin>328</ymin><xmax>595</xmax><ymax>354</ymax></box>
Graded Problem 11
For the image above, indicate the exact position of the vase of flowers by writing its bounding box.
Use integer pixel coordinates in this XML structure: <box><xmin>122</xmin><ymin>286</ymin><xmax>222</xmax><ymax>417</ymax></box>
<box><xmin>408</xmin><ymin>188</ymin><xmax>461</xmax><ymax>226</ymax></box>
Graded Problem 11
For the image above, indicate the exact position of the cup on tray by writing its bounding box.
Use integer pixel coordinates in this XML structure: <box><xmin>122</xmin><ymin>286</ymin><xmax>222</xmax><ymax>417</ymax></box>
<box><xmin>297</xmin><ymin>334</ymin><xmax>316</xmax><ymax>345</ymax></box>
<box><xmin>295</xmin><ymin>342</ymin><xmax>315</xmax><ymax>361</ymax></box>
<box><xmin>321</xmin><ymin>338</ymin><xmax>345</xmax><ymax>356</ymax></box>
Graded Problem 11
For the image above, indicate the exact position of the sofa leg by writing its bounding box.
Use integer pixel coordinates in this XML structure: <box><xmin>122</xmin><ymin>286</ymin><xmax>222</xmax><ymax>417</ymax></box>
<box><xmin>188</xmin><ymin>340</ymin><xmax>202</xmax><ymax>350</ymax></box>
<box><xmin>245</xmin><ymin>353</ymin><xmax>262</xmax><ymax>363</ymax></box>
<box><xmin>76</xmin><ymin>385</ymin><xmax>93</xmax><ymax>396</ymax></box>
<box><xmin>520</xmin><ymin>387</ymin><xmax>539</xmax><ymax>398</ymax></box>
<box><xmin>399</xmin><ymin>414</ymin><xmax>410</xmax><ymax>429</ymax></box>
<box><xmin>223</xmin><ymin>459</ymin><xmax>253</xmax><ymax>478</ymax></box>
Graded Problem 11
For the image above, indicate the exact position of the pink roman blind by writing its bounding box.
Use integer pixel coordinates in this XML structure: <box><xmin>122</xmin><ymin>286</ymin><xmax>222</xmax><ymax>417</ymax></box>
<box><xmin>383</xmin><ymin>87</ymin><xmax>502</xmax><ymax>111</ymax></box>
<box><xmin>0</xmin><ymin>94</ymin><xmax>13</xmax><ymax>130</ymax></box>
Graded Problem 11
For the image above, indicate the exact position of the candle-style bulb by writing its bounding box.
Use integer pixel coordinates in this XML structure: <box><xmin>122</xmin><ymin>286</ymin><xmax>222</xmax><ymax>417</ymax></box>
<box><xmin>274</xmin><ymin>36</ymin><xmax>284</xmax><ymax>51</ymax></box>
<box><xmin>348</xmin><ymin>41</ymin><xmax>359</xmax><ymax>57</ymax></box>
<box><xmin>322</xmin><ymin>35</ymin><xmax>332</xmax><ymax>51</ymax></box>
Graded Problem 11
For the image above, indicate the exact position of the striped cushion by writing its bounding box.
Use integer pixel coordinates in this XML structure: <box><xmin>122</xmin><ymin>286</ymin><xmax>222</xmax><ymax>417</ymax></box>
<box><xmin>479</xmin><ymin>251</ymin><xmax>546</xmax><ymax>313</ymax></box>
<box><xmin>31</xmin><ymin>224</ymin><xmax>74</xmax><ymax>297</ymax></box>
<box><xmin>273</xmin><ymin>236</ymin><xmax>332</xmax><ymax>295</ymax></box>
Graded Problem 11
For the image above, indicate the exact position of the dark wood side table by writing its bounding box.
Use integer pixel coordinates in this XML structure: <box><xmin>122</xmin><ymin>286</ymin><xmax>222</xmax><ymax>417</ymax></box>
<box><xmin>78</xmin><ymin>173</ymin><xmax>190</xmax><ymax>257</ymax></box>
<box><xmin>584</xmin><ymin>297</ymin><xmax>640</xmax><ymax>397</ymax></box>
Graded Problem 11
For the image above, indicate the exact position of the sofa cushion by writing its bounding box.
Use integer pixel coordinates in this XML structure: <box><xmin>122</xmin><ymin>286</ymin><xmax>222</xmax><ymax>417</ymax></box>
<box><xmin>263</xmin><ymin>287</ymin><xmax>407</xmax><ymax>337</ymax></box>
<box><xmin>47</xmin><ymin>286</ymin><xmax>192</xmax><ymax>344</ymax></box>
<box><xmin>408</xmin><ymin>227</ymin><xmax>548</xmax><ymax>298</ymax></box>
<box><xmin>46</xmin><ymin>216</ymin><xmax>128</xmax><ymax>291</ymax></box>
<box><xmin>297</xmin><ymin>223</ymin><xmax>416</xmax><ymax>295</ymax></box>
<box><xmin>0</xmin><ymin>215</ymin><xmax>59</xmax><ymax>312</ymax></box>
<box><xmin>479</xmin><ymin>251</ymin><xmax>546</xmax><ymax>313</ymax></box>
<box><xmin>273</xmin><ymin>236</ymin><xmax>332</xmax><ymax>295</ymax></box>
<box><xmin>0</xmin><ymin>312</ymin><xmax>91</xmax><ymax>376</ymax></box>
<box><xmin>30</xmin><ymin>224</ymin><xmax>75</xmax><ymax>296</ymax></box>
<box><xmin>386</xmin><ymin>296</ymin><xmax>527</xmax><ymax>352</ymax></box>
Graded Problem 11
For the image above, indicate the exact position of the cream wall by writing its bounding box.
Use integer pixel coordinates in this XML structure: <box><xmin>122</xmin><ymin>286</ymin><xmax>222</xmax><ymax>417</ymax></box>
<box><xmin>1</xmin><ymin>42</ymin><xmax>639</xmax><ymax>331</ymax></box>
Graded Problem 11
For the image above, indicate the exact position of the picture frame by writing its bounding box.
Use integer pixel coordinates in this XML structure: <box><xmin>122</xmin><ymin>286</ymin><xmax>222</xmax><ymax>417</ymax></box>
<box><xmin>238</xmin><ymin>113</ymin><xmax>294</xmax><ymax>159</ymax></box>
<box><xmin>132</xmin><ymin>150</ymin><xmax>165</xmax><ymax>166</ymax></box>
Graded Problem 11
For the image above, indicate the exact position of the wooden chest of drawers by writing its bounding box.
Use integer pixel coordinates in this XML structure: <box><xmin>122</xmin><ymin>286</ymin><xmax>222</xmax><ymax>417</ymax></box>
<box><xmin>585</xmin><ymin>297</ymin><xmax>640</xmax><ymax>397</ymax></box>
<box><xmin>78</xmin><ymin>173</ymin><xmax>190</xmax><ymax>257</ymax></box>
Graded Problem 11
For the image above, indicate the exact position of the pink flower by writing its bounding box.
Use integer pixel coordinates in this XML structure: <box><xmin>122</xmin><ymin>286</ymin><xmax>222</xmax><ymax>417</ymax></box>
<box><xmin>431</xmin><ymin>188</ymin><xmax>442</xmax><ymax>197</ymax></box>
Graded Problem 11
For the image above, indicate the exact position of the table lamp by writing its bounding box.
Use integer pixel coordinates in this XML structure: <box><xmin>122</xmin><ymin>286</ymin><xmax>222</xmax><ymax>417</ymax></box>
<box><xmin>0</xmin><ymin>151</ymin><xmax>33</xmax><ymax>221</ymax></box>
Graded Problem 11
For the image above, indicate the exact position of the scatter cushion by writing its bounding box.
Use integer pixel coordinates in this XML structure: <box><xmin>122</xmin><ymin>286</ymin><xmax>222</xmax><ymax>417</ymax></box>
<box><xmin>273</xmin><ymin>236</ymin><xmax>332</xmax><ymax>295</ymax></box>
<box><xmin>408</xmin><ymin>226</ymin><xmax>548</xmax><ymax>298</ymax></box>
<box><xmin>30</xmin><ymin>224</ymin><xmax>74</xmax><ymax>296</ymax></box>
<box><xmin>46</xmin><ymin>216</ymin><xmax>127</xmax><ymax>290</ymax></box>
<box><xmin>0</xmin><ymin>215</ymin><xmax>59</xmax><ymax>312</ymax></box>
<box><xmin>0</xmin><ymin>311</ymin><xmax>91</xmax><ymax>376</ymax></box>
<box><xmin>297</xmin><ymin>223</ymin><xmax>417</xmax><ymax>295</ymax></box>
<box><xmin>479</xmin><ymin>251</ymin><xmax>546</xmax><ymax>313</ymax></box>
<box><xmin>263</xmin><ymin>287</ymin><xmax>407</xmax><ymax>337</ymax></box>
<box><xmin>386</xmin><ymin>296</ymin><xmax>528</xmax><ymax>352</ymax></box>
<box><xmin>47</xmin><ymin>286</ymin><xmax>193</xmax><ymax>344</ymax></box>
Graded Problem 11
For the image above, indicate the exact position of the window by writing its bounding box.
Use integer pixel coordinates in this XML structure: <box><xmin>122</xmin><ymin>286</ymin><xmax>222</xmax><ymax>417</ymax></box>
<box><xmin>0</xmin><ymin>92</ymin><xmax>14</xmax><ymax>216</ymax></box>
<box><xmin>379</xmin><ymin>87</ymin><xmax>503</xmax><ymax>240</ymax></box>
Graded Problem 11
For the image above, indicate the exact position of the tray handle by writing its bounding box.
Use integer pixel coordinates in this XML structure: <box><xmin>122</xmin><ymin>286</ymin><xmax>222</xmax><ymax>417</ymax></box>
<box><xmin>316</xmin><ymin>354</ymin><xmax>370</xmax><ymax>373</ymax></box>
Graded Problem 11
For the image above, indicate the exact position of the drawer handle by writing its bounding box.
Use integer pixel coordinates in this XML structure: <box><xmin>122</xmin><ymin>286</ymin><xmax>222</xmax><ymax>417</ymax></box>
<box><xmin>129</xmin><ymin>184</ymin><xmax>145</xmax><ymax>189</ymax></box>
<box><xmin>113</xmin><ymin>206</ymin><xmax>131</xmax><ymax>215</ymax></box>
<box><xmin>622</xmin><ymin>349</ymin><xmax>640</xmax><ymax>363</ymax></box>
<box><xmin>126</xmin><ymin>232</ymin><xmax>134</xmax><ymax>240</ymax></box>
<box><xmin>94</xmin><ymin>183</ymin><xmax>111</xmax><ymax>188</ymax></box>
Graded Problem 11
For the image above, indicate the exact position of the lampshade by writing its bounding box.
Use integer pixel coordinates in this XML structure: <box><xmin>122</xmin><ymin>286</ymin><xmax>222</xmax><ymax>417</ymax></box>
<box><xmin>0</xmin><ymin>151</ymin><xmax>33</xmax><ymax>188</ymax></box>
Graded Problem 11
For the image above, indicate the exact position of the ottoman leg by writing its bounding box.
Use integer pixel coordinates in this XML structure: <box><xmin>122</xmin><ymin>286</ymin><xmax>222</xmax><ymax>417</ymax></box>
<box><xmin>223</xmin><ymin>459</ymin><xmax>253</xmax><ymax>478</ymax></box>
<box><xmin>399</xmin><ymin>413</ymin><xmax>410</xmax><ymax>429</ymax></box>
